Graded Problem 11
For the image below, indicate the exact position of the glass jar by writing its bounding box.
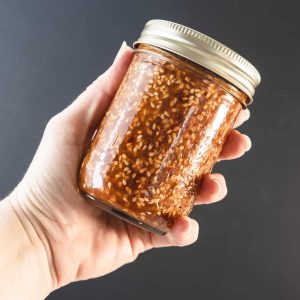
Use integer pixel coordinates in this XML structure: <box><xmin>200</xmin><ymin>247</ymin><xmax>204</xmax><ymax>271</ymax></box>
<box><xmin>79</xmin><ymin>20</ymin><xmax>261</xmax><ymax>235</ymax></box>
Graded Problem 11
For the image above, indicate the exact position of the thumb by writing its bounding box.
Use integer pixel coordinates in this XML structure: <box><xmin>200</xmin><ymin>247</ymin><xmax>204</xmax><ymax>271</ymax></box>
<box><xmin>60</xmin><ymin>41</ymin><xmax>134</xmax><ymax>139</ymax></box>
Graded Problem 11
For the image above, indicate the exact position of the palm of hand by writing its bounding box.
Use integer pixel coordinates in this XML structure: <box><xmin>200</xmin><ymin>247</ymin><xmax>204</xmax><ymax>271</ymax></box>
<box><xmin>20</xmin><ymin>115</ymin><xmax>157</xmax><ymax>287</ymax></box>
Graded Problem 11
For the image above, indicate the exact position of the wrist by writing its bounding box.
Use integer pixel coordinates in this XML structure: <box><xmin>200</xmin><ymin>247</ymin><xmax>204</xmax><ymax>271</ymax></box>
<box><xmin>0</xmin><ymin>188</ymin><xmax>55</xmax><ymax>299</ymax></box>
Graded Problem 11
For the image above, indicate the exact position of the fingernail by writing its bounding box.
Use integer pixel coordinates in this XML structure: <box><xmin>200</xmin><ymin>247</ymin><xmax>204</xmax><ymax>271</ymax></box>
<box><xmin>212</xmin><ymin>178</ymin><xmax>221</xmax><ymax>197</ymax></box>
<box><xmin>114</xmin><ymin>41</ymin><xmax>127</xmax><ymax>61</ymax></box>
<box><xmin>243</xmin><ymin>134</ymin><xmax>252</xmax><ymax>152</ymax></box>
<box><xmin>245</xmin><ymin>109</ymin><xmax>251</xmax><ymax>121</ymax></box>
<box><xmin>120</xmin><ymin>40</ymin><xmax>127</xmax><ymax>49</ymax></box>
<box><xmin>184</xmin><ymin>219</ymin><xmax>192</xmax><ymax>234</ymax></box>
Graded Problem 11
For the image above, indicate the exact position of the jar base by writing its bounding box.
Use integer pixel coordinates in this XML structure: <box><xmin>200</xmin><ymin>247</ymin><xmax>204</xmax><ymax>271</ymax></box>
<box><xmin>81</xmin><ymin>191</ymin><xmax>166</xmax><ymax>236</ymax></box>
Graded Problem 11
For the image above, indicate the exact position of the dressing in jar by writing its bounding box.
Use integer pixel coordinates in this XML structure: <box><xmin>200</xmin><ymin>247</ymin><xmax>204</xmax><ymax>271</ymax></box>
<box><xmin>79</xmin><ymin>20</ymin><xmax>261</xmax><ymax>235</ymax></box>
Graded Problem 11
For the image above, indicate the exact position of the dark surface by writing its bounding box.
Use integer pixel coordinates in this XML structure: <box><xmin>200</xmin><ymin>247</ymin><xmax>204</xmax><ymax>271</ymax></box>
<box><xmin>0</xmin><ymin>0</ymin><xmax>299</xmax><ymax>299</ymax></box>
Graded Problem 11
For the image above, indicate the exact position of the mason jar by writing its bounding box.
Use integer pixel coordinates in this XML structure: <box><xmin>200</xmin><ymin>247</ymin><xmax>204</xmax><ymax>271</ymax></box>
<box><xmin>79</xmin><ymin>20</ymin><xmax>261</xmax><ymax>235</ymax></box>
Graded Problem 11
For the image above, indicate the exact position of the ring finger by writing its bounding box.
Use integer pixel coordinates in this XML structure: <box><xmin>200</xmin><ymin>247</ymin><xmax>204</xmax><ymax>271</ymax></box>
<box><xmin>194</xmin><ymin>173</ymin><xmax>227</xmax><ymax>205</ymax></box>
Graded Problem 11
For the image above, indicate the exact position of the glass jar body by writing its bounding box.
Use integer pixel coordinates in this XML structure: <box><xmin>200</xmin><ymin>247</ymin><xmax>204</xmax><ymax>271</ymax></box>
<box><xmin>79</xmin><ymin>44</ymin><xmax>247</xmax><ymax>234</ymax></box>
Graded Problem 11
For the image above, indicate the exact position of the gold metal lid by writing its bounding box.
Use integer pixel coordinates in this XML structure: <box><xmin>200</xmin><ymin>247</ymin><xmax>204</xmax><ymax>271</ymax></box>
<box><xmin>133</xmin><ymin>19</ymin><xmax>261</xmax><ymax>104</ymax></box>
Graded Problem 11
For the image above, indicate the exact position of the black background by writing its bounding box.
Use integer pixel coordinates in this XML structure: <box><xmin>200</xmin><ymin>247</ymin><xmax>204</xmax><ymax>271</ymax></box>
<box><xmin>1</xmin><ymin>0</ymin><xmax>299</xmax><ymax>299</ymax></box>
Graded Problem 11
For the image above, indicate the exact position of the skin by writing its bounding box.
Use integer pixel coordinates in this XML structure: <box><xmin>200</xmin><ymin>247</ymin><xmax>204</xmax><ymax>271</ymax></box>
<box><xmin>0</xmin><ymin>42</ymin><xmax>251</xmax><ymax>299</ymax></box>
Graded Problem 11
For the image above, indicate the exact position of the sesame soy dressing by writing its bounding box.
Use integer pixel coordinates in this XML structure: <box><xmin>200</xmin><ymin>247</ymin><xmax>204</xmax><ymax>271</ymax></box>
<box><xmin>79</xmin><ymin>44</ymin><xmax>247</xmax><ymax>234</ymax></box>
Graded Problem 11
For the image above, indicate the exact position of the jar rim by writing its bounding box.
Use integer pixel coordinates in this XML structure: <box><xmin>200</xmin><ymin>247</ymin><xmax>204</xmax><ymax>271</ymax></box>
<box><xmin>133</xmin><ymin>19</ymin><xmax>261</xmax><ymax>104</ymax></box>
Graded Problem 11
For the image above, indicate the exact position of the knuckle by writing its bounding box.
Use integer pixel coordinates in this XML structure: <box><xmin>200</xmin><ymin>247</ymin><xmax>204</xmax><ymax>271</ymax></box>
<box><xmin>45</xmin><ymin>113</ymin><xmax>66</xmax><ymax>137</ymax></box>
<box><xmin>46</xmin><ymin>114</ymin><xmax>61</xmax><ymax>129</ymax></box>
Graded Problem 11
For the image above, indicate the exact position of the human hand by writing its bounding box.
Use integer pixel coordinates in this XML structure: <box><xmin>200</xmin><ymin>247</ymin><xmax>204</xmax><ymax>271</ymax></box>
<box><xmin>8</xmin><ymin>41</ymin><xmax>251</xmax><ymax>292</ymax></box>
